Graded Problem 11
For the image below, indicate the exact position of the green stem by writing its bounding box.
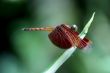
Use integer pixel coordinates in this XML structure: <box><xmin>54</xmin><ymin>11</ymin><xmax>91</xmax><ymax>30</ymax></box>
<box><xmin>44</xmin><ymin>47</ymin><xmax>76</xmax><ymax>73</ymax></box>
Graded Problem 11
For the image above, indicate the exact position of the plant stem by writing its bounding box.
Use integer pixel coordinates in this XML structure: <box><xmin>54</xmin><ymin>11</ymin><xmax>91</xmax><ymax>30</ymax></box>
<box><xmin>79</xmin><ymin>12</ymin><xmax>95</xmax><ymax>39</ymax></box>
<box><xmin>44</xmin><ymin>47</ymin><xmax>76</xmax><ymax>73</ymax></box>
<box><xmin>44</xmin><ymin>12</ymin><xmax>95</xmax><ymax>73</ymax></box>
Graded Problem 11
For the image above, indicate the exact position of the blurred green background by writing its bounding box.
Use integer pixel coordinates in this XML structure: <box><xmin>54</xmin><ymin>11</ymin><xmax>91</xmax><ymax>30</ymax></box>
<box><xmin>1</xmin><ymin>0</ymin><xmax>110</xmax><ymax>73</ymax></box>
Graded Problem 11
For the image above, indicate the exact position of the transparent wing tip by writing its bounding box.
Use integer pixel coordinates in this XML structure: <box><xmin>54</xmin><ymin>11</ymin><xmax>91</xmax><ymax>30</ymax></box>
<box><xmin>81</xmin><ymin>43</ymin><xmax>93</xmax><ymax>53</ymax></box>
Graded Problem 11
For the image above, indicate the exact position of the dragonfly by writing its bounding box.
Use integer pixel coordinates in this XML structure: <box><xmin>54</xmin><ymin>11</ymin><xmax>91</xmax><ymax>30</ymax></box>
<box><xmin>22</xmin><ymin>24</ymin><xmax>92</xmax><ymax>49</ymax></box>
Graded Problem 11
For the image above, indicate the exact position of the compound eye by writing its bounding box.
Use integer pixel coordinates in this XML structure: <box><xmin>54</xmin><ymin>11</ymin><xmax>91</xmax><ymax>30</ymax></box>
<box><xmin>71</xmin><ymin>24</ymin><xmax>78</xmax><ymax>31</ymax></box>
